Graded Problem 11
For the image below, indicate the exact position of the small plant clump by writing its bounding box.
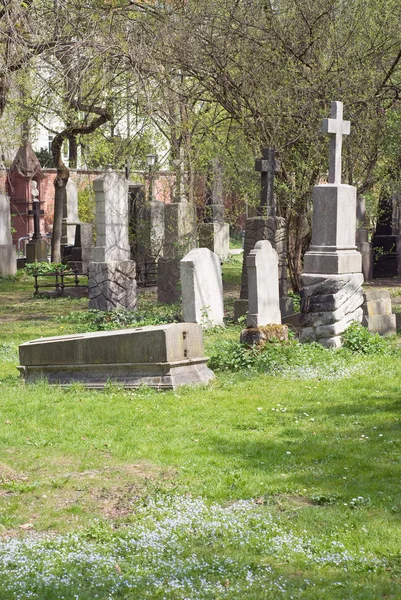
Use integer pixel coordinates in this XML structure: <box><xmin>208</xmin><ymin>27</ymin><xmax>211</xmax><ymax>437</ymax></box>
<box><xmin>209</xmin><ymin>323</ymin><xmax>394</xmax><ymax>379</ymax></box>
<box><xmin>25</xmin><ymin>263</ymin><xmax>67</xmax><ymax>276</ymax></box>
<box><xmin>341</xmin><ymin>321</ymin><xmax>392</xmax><ymax>354</ymax></box>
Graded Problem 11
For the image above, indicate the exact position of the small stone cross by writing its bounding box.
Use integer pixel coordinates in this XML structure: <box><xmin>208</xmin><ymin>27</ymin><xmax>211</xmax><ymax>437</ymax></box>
<box><xmin>255</xmin><ymin>147</ymin><xmax>279</xmax><ymax>217</ymax></box>
<box><xmin>28</xmin><ymin>199</ymin><xmax>44</xmax><ymax>241</ymax></box>
<box><xmin>322</xmin><ymin>101</ymin><xmax>350</xmax><ymax>185</ymax></box>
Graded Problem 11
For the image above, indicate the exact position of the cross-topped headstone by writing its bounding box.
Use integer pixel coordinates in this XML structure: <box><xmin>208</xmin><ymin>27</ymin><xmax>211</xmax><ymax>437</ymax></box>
<box><xmin>255</xmin><ymin>147</ymin><xmax>279</xmax><ymax>217</ymax></box>
<box><xmin>28</xmin><ymin>199</ymin><xmax>44</xmax><ymax>241</ymax></box>
<box><xmin>322</xmin><ymin>101</ymin><xmax>350</xmax><ymax>185</ymax></box>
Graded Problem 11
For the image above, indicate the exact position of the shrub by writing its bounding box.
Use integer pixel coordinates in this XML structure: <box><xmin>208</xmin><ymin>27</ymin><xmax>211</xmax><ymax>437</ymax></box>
<box><xmin>341</xmin><ymin>321</ymin><xmax>391</xmax><ymax>355</ymax></box>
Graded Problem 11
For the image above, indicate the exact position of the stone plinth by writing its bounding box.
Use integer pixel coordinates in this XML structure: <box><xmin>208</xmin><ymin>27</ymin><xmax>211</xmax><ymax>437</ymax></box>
<box><xmin>362</xmin><ymin>289</ymin><xmax>396</xmax><ymax>336</ymax></box>
<box><xmin>88</xmin><ymin>261</ymin><xmax>136</xmax><ymax>311</ymax></box>
<box><xmin>18</xmin><ymin>323</ymin><xmax>214</xmax><ymax>390</ymax></box>
<box><xmin>300</xmin><ymin>273</ymin><xmax>364</xmax><ymax>348</ymax></box>
<box><xmin>246</xmin><ymin>240</ymin><xmax>281</xmax><ymax>328</ymax></box>
<box><xmin>303</xmin><ymin>184</ymin><xmax>362</xmax><ymax>274</ymax></box>
<box><xmin>25</xmin><ymin>239</ymin><xmax>48</xmax><ymax>263</ymax></box>
<box><xmin>198</xmin><ymin>222</ymin><xmax>229</xmax><ymax>259</ymax></box>
<box><xmin>92</xmin><ymin>170</ymin><xmax>130</xmax><ymax>263</ymax></box>
<box><xmin>180</xmin><ymin>248</ymin><xmax>224</xmax><ymax>328</ymax></box>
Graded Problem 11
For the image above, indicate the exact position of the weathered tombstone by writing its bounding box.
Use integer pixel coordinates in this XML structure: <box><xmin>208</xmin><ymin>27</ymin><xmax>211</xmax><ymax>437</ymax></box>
<box><xmin>198</xmin><ymin>158</ymin><xmax>230</xmax><ymax>259</ymax></box>
<box><xmin>300</xmin><ymin>101</ymin><xmax>364</xmax><ymax>348</ymax></box>
<box><xmin>180</xmin><ymin>248</ymin><xmax>224</xmax><ymax>328</ymax></box>
<box><xmin>25</xmin><ymin>181</ymin><xmax>48</xmax><ymax>263</ymax></box>
<box><xmin>157</xmin><ymin>169</ymin><xmax>197</xmax><ymax>303</ymax></box>
<box><xmin>356</xmin><ymin>197</ymin><xmax>373</xmax><ymax>281</ymax></box>
<box><xmin>129</xmin><ymin>182</ymin><xmax>164</xmax><ymax>286</ymax></box>
<box><xmin>234</xmin><ymin>147</ymin><xmax>293</xmax><ymax>320</ymax></box>
<box><xmin>18</xmin><ymin>322</ymin><xmax>214</xmax><ymax>390</ymax></box>
<box><xmin>88</xmin><ymin>169</ymin><xmax>136</xmax><ymax>310</ymax></box>
<box><xmin>371</xmin><ymin>195</ymin><xmax>401</xmax><ymax>278</ymax></box>
<box><xmin>0</xmin><ymin>193</ymin><xmax>17</xmax><ymax>276</ymax></box>
<box><xmin>246</xmin><ymin>240</ymin><xmax>281</xmax><ymax>327</ymax></box>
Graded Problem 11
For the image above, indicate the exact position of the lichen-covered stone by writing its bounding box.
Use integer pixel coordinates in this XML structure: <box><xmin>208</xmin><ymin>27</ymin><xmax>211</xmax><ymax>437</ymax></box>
<box><xmin>240</xmin><ymin>324</ymin><xmax>288</xmax><ymax>346</ymax></box>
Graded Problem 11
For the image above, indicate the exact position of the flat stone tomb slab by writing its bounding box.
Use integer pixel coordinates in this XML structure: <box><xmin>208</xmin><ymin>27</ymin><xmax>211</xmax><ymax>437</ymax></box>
<box><xmin>18</xmin><ymin>323</ymin><xmax>214</xmax><ymax>390</ymax></box>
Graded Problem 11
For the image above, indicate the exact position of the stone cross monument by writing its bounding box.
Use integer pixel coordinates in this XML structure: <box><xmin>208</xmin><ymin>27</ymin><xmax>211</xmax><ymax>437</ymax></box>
<box><xmin>300</xmin><ymin>101</ymin><xmax>364</xmax><ymax>348</ymax></box>
<box><xmin>25</xmin><ymin>180</ymin><xmax>48</xmax><ymax>263</ymax></box>
<box><xmin>234</xmin><ymin>146</ymin><xmax>293</xmax><ymax>320</ymax></box>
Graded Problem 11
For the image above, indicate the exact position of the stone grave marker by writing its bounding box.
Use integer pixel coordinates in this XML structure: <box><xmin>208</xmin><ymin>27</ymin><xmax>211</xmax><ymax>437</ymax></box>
<box><xmin>300</xmin><ymin>101</ymin><xmax>363</xmax><ymax>348</ymax></box>
<box><xmin>180</xmin><ymin>248</ymin><xmax>224</xmax><ymax>328</ymax></box>
<box><xmin>18</xmin><ymin>323</ymin><xmax>214</xmax><ymax>390</ymax></box>
<box><xmin>0</xmin><ymin>193</ymin><xmax>17</xmax><ymax>276</ymax></box>
<box><xmin>198</xmin><ymin>158</ymin><xmax>230</xmax><ymax>259</ymax></box>
<box><xmin>89</xmin><ymin>169</ymin><xmax>136</xmax><ymax>310</ymax></box>
<box><xmin>157</xmin><ymin>190</ymin><xmax>197</xmax><ymax>304</ymax></box>
<box><xmin>25</xmin><ymin>181</ymin><xmax>48</xmax><ymax>263</ymax></box>
<box><xmin>246</xmin><ymin>240</ymin><xmax>281</xmax><ymax>327</ymax></box>
<box><xmin>234</xmin><ymin>147</ymin><xmax>293</xmax><ymax>320</ymax></box>
<box><xmin>371</xmin><ymin>195</ymin><xmax>401</xmax><ymax>278</ymax></box>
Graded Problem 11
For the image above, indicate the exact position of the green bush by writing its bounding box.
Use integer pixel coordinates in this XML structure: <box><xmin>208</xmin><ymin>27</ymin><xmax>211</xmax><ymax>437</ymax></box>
<box><xmin>341</xmin><ymin>321</ymin><xmax>391</xmax><ymax>354</ymax></box>
<box><xmin>25</xmin><ymin>263</ymin><xmax>66</xmax><ymax>276</ymax></box>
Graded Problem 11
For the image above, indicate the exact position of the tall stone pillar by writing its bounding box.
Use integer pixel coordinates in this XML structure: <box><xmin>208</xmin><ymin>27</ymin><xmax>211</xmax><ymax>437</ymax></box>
<box><xmin>157</xmin><ymin>196</ymin><xmax>197</xmax><ymax>304</ymax></box>
<box><xmin>198</xmin><ymin>157</ymin><xmax>229</xmax><ymax>259</ymax></box>
<box><xmin>88</xmin><ymin>169</ymin><xmax>136</xmax><ymax>310</ymax></box>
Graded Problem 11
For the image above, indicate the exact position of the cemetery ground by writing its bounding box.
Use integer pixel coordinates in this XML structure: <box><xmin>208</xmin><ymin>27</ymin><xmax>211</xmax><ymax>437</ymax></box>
<box><xmin>1</xmin><ymin>258</ymin><xmax>401</xmax><ymax>598</ymax></box>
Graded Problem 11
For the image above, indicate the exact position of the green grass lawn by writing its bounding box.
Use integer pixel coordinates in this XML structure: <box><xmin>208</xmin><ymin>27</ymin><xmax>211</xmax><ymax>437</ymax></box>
<box><xmin>1</xmin><ymin>269</ymin><xmax>401</xmax><ymax>598</ymax></box>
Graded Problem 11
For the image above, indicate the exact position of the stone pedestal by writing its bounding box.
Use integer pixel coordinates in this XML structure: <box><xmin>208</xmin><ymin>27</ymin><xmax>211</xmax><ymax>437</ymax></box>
<box><xmin>25</xmin><ymin>239</ymin><xmax>48</xmax><ymax>263</ymax></box>
<box><xmin>300</xmin><ymin>273</ymin><xmax>364</xmax><ymax>348</ymax></box>
<box><xmin>92</xmin><ymin>170</ymin><xmax>130</xmax><ymax>263</ymax></box>
<box><xmin>362</xmin><ymin>290</ymin><xmax>396</xmax><ymax>336</ymax></box>
<box><xmin>88</xmin><ymin>261</ymin><xmax>137</xmax><ymax>311</ymax></box>
<box><xmin>180</xmin><ymin>248</ymin><xmax>224</xmax><ymax>328</ymax></box>
<box><xmin>198</xmin><ymin>222</ymin><xmax>229</xmax><ymax>259</ymax></box>
<box><xmin>158</xmin><ymin>202</ymin><xmax>196</xmax><ymax>304</ymax></box>
<box><xmin>303</xmin><ymin>184</ymin><xmax>362</xmax><ymax>274</ymax></box>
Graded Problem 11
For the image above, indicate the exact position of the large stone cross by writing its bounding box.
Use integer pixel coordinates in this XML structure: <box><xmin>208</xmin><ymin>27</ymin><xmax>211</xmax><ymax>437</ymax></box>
<box><xmin>255</xmin><ymin>147</ymin><xmax>279</xmax><ymax>217</ymax></box>
<box><xmin>322</xmin><ymin>101</ymin><xmax>350</xmax><ymax>185</ymax></box>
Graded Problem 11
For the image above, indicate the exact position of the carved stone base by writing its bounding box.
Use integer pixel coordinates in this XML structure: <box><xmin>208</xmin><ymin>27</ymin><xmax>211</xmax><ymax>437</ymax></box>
<box><xmin>88</xmin><ymin>261</ymin><xmax>137</xmax><ymax>311</ymax></box>
<box><xmin>300</xmin><ymin>273</ymin><xmax>364</xmax><ymax>348</ymax></box>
